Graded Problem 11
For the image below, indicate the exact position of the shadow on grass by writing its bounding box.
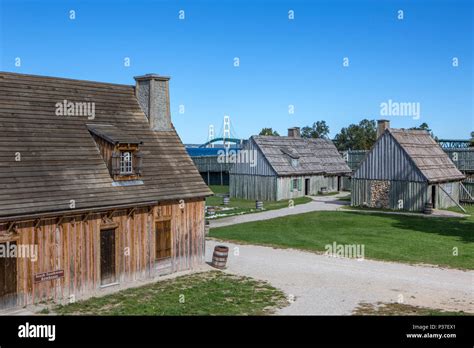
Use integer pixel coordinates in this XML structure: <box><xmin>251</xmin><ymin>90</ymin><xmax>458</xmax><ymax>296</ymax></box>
<box><xmin>345</xmin><ymin>211</ymin><xmax>474</xmax><ymax>243</ymax></box>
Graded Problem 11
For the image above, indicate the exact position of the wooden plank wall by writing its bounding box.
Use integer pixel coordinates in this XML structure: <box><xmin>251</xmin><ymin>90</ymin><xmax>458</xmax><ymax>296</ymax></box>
<box><xmin>444</xmin><ymin>148</ymin><xmax>474</xmax><ymax>173</ymax></box>
<box><xmin>191</xmin><ymin>156</ymin><xmax>233</xmax><ymax>173</ymax></box>
<box><xmin>435</xmin><ymin>182</ymin><xmax>460</xmax><ymax>209</ymax></box>
<box><xmin>353</xmin><ymin>132</ymin><xmax>425</xmax><ymax>182</ymax></box>
<box><xmin>276</xmin><ymin>175</ymin><xmax>338</xmax><ymax>200</ymax></box>
<box><xmin>0</xmin><ymin>199</ymin><xmax>205</xmax><ymax>309</ymax></box>
<box><xmin>229</xmin><ymin>139</ymin><xmax>276</xmax><ymax>176</ymax></box>
<box><xmin>229</xmin><ymin>174</ymin><xmax>277</xmax><ymax>201</ymax></box>
<box><xmin>91</xmin><ymin>133</ymin><xmax>114</xmax><ymax>174</ymax></box>
<box><xmin>351</xmin><ymin>179</ymin><xmax>428</xmax><ymax>211</ymax></box>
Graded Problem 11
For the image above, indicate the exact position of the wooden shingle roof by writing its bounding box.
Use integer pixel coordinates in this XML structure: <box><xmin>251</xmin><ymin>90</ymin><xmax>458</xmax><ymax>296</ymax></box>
<box><xmin>252</xmin><ymin>135</ymin><xmax>351</xmax><ymax>176</ymax></box>
<box><xmin>388</xmin><ymin>128</ymin><xmax>465</xmax><ymax>183</ymax></box>
<box><xmin>0</xmin><ymin>71</ymin><xmax>212</xmax><ymax>220</ymax></box>
<box><xmin>86</xmin><ymin>124</ymin><xmax>143</xmax><ymax>145</ymax></box>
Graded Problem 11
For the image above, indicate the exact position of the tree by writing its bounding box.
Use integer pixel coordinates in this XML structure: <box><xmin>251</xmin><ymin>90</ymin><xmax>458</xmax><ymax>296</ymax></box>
<box><xmin>301</xmin><ymin>121</ymin><xmax>330</xmax><ymax>139</ymax></box>
<box><xmin>409</xmin><ymin>123</ymin><xmax>436</xmax><ymax>139</ymax></box>
<box><xmin>409</xmin><ymin>122</ymin><xmax>430</xmax><ymax>132</ymax></box>
<box><xmin>333</xmin><ymin>119</ymin><xmax>377</xmax><ymax>151</ymax></box>
<box><xmin>259</xmin><ymin>128</ymin><xmax>279</xmax><ymax>136</ymax></box>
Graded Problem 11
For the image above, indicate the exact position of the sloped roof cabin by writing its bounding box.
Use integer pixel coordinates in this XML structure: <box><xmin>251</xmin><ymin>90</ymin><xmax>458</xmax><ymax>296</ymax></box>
<box><xmin>230</xmin><ymin>128</ymin><xmax>351</xmax><ymax>201</ymax></box>
<box><xmin>351</xmin><ymin>120</ymin><xmax>465</xmax><ymax>212</ymax></box>
<box><xmin>0</xmin><ymin>71</ymin><xmax>211</xmax><ymax>309</ymax></box>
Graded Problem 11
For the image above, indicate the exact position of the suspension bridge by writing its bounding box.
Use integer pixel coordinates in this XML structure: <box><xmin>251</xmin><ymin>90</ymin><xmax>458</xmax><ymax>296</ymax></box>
<box><xmin>199</xmin><ymin>115</ymin><xmax>244</xmax><ymax>148</ymax></box>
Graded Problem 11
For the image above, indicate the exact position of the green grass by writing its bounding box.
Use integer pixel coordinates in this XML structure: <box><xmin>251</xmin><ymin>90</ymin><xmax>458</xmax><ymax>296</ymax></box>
<box><xmin>353</xmin><ymin>302</ymin><xmax>472</xmax><ymax>316</ymax></box>
<box><xmin>208</xmin><ymin>185</ymin><xmax>229</xmax><ymax>195</ymax></box>
<box><xmin>52</xmin><ymin>271</ymin><xmax>288</xmax><ymax>315</ymax></box>
<box><xmin>206</xmin><ymin>185</ymin><xmax>312</xmax><ymax>219</ymax></box>
<box><xmin>210</xmin><ymin>206</ymin><xmax>474</xmax><ymax>270</ymax></box>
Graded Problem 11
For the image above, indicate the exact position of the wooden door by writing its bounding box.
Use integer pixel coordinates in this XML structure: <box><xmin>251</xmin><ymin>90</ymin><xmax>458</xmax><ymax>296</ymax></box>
<box><xmin>305</xmin><ymin>179</ymin><xmax>310</xmax><ymax>195</ymax></box>
<box><xmin>0</xmin><ymin>242</ymin><xmax>17</xmax><ymax>307</ymax></box>
<box><xmin>155</xmin><ymin>220</ymin><xmax>172</xmax><ymax>260</ymax></box>
<box><xmin>100</xmin><ymin>229</ymin><xmax>116</xmax><ymax>285</ymax></box>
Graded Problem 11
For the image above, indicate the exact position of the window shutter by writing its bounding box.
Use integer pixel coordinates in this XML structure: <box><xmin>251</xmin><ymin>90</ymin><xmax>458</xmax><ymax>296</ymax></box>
<box><xmin>111</xmin><ymin>151</ymin><xmax>120</xmax><ymax>175</ymax></box>
<box><xmin>134</xmin><ymin>151</ymin><xmax>143</xmax><ymax>175</ymax></box>
<box><xmin>298</xmin><ymin>178</ymin><xmax>302</xmax><ymax>191</ymax></box>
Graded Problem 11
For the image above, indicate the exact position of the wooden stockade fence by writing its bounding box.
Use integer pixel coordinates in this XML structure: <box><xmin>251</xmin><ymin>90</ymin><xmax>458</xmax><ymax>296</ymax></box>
<box><xmin>460</xmin><ymin>180</ymin><xmax>474</xmax><ymax>204</ymax></box>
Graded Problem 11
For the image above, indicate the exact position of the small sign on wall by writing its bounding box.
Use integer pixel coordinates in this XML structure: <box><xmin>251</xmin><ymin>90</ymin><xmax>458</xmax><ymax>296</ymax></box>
<box><xmin>34</xmin><ymin>270</ymin><xmax>64</xmax><ymax>283</ymax></box>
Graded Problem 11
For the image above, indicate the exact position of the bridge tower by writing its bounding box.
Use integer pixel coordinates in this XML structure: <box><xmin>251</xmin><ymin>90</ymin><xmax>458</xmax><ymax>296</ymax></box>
<box><xmin>223</xmin><ymin>115</ymin><xmax>231</xmax><ymax>149</ymax></box>
<box><xmin>208</xmin><ymin>124</ymin><xmax>215</xmax><ymax>148</ymax></box>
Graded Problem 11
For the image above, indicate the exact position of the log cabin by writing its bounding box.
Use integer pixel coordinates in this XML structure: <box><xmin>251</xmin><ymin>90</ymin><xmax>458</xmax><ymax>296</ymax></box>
<box><xmin>0</xmin><ymin>72</ymin><xmax>212</xmax><ymax>309</ymax></box>
<box><xmin>351</xmin><ymin>120</ymin><xmax>465</xmax><ymax>212</ymax></box>
<box><xmin>230</xmin><ymin>128</ymin><xmax>351</xmax><ymax>201</ymax></box>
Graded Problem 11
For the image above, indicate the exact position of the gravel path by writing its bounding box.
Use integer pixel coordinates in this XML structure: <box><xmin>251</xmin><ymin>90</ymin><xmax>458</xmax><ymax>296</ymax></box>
<box><xmin>210</xmin><ymin>194</ymin><xmax>349</xmax><ymax>228</ymax></box>
<box><xmin>206</xmin><ymin>240</ymin><xmax>474</xmax><ymax>315</ymax></box>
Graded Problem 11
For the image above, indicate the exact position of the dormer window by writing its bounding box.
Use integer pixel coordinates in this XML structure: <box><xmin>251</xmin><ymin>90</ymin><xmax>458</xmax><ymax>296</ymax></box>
<box><xmin>280</xmin><ymin>147</ymin><xmax>300</xmax><ymax>168</ymax></box>
<box><xmin>120</xmin><ymin>151</ymin><xmax>133</xmax><ymax>174</ymax></box>
<box><xmin>87</xmin><ymin>124</ymin><xmax>144</xmax><ymax>183</ymax></box>
<box><xmin>111</xmin><ymin>146</ymin><xmax>143</xmax><ymax>180</ymax></box>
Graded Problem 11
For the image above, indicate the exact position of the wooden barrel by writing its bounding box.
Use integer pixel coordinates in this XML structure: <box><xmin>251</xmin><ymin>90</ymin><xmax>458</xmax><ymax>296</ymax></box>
<box><xmin>423</xmin><ymin>203</ymin><xmax>433</xmax><ymax>215</ymax></box>
<box><xmin>212</xmin><ymin>245</ymin><xmax>229</xmax><ymax>269</ymax></box>
<box><xmin>223</xmin><ymin>196</ymin><xmax>230</xmax><ymax>205</ymax></box>
<box><xmin>256</xmin><ymin>200</ymin><xmax>263</xmax><ymax>210</ymax></box>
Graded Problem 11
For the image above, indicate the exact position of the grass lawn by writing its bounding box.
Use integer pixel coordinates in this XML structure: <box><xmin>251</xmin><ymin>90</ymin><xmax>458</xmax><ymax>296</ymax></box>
<box><xmin>210</xmin><ymin>206</ymin><xmax>474</xmax><ymax>270</ymax></box>
<box><xmin>51</xmin><ymin>271</ymin><xmax>287</xmax><ymax>315</ymax></box>
<box><xmin>206</xmin><ymin>185</ymin><xmax>312</xmax><ymax>219</ymax></box>
<box><xmin>353</xmin><ymin>302</ymin><xmax>472</xmax><ymax>316</ymax></box>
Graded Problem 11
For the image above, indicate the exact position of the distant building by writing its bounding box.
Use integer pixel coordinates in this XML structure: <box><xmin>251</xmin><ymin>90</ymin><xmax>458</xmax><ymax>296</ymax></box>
<box><xmin>186</xmin><ymin>147</ymin><xmax>234</xmax><ymax>185</ymax></box>
<box><xmin>351</xmin><ymin>120</ymin><xmax>465</xmax><ymax>211</ymax></box>
<box><xmin>230</xmin><ymin>128</ymin><xmax>351</xmax><ymax>201</ymax></box>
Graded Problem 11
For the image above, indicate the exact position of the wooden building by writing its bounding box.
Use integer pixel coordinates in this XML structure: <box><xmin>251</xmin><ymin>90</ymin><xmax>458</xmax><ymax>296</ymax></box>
<box><xmin>186</xmin><ymin>147</ymin><xmax>235</xmax><ymax>185</ymax></box>
<box><xmin>230</xmin><ymin>128</ymin><xmax>351</xmax><ymax>201</ymax></box>
<box><xmin>0</xmin><ymin>72</ymin><xmax>211</xmax><ymax>309</ymax></box>
<box><xmin>351</xmin><ymin>120</ymin><xmax>465</xmax><ymax>212</ymax></box>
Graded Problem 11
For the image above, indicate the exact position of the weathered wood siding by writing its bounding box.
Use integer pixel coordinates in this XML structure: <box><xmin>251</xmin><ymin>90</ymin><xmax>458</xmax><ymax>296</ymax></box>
<box><xmin>229</xmin><ymin>174</ymin><xmax>277</xmax><ymax>201</ymax></box>
<box><xmin>229</xmin><ymin>139</ymin><xmax>276</xmax><ymax>176</ymax></box>
<box><xmin>434</xmin><ymin>182</ymin><xmax>460</xmax><ymax>209</ymax></box>
<box><xmin>444</xmin><ymin>148</ymin><xmax>474</xmax><ymax>173</ymax></box>
<box><xmin>229</xmin><ymin>139</ymin><xmax>277</xmax><ymax>200</ymax></box>
<box><xmin>351</xmin><ymin>179</ymin><xmax>429</xmax><ymax>211</ymax></box>
<box><xmin>0</xmin><ymin>199</ymin><xmax>205</xmax><ymax>309</ymax></box>
<box><xmin>276</xmin><ymin>175</ymin><xmax>338</xmax><ymax>200</ymax></box>
<box><xmin>353</xmin><ymin>132</ymin><xmax>425</xmax><ymax>182</ymax></box>
<box><xmin>91</xmin><ymin>133</ymin><xmax>115</xmax><ymax>174</ymax></box>
<box><xmin>191</xmin><ymin>155</ymin><xmax>234</xmax><ymax>173</ymax></box>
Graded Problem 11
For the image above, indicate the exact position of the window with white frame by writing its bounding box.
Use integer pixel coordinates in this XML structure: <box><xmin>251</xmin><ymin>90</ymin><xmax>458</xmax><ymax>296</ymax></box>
<box><xmin>120</xmin><ymin>151</ymin><xmax>133</xmax><ymax>174</ymax></box>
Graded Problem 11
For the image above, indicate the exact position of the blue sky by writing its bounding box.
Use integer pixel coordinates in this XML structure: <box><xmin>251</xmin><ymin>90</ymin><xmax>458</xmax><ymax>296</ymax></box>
<box><xmin>0</xmin><ymin>0</ymin><xmax>472</xmax><ymax>143</ymax></box>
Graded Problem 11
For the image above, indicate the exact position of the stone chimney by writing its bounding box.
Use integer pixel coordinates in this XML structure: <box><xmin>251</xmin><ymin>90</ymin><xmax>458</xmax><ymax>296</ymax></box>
<box><xmin>288</xmin><ymin>127</ymin><xmax>301</xmax><ymax>138</ymax></box>
<box><xmin>134</xmin><ymin>74</ymin><xmax>172</xmax><ymax>131</ymax></box>
<box><xmin>377</xmin><ymin>119</ymin><xmax>390</xmax><ymax>138</ymax></box>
